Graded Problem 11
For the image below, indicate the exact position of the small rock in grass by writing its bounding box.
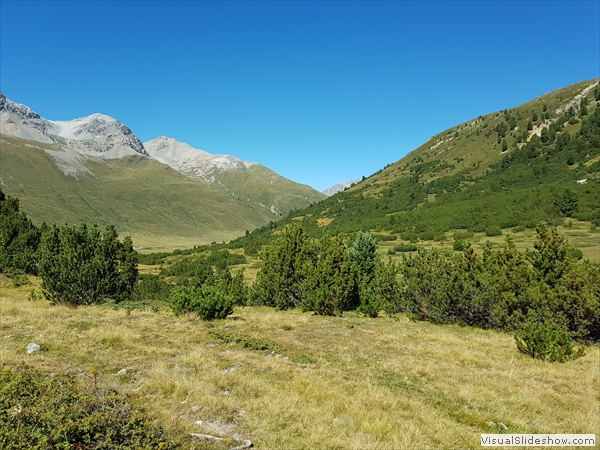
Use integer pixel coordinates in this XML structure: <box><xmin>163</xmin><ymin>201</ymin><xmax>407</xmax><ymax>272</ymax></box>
<box><xmin>115</xmin><ymin>368</ymin><xmax>127</xmax><ymax>376</ymax></box>
<box><xmin>26</xmin><ymin>343</ymin><xmax>40</xmax><ymax>354</ymax></box>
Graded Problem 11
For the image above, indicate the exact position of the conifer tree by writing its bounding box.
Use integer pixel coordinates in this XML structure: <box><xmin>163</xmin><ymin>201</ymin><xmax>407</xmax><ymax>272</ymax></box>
<box><xmin>38</xmin><ymin>223</ymin><xmax>138</xmax><ymax>305</ymax></box>
<box><xmin>249</xmin><ymin>225</ymin><xmax>312</xmax><ymax>309</ymax></box>
<box><xmin>0</xmin><ymin>189</ymin><xmax>41</xmax><ymax>275</ymax></box>
<box><xmin>349</xmin><ymin>231</ymin><xmax>382</xmax><ymax>317</ymax></box>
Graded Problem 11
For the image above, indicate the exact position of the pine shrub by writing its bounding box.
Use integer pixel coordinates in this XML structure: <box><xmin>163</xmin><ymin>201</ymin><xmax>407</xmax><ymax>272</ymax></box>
<box><xmin>38</xmin><ymin>224</ymin><xmax>138</xmax><ymax>306</ymax></box>
<box><xmin>169</xmin><ymin>285</ymin><xmax>234</xmax><ymax>320</ymax></box>
<box><xmin>515</xmin><ymin>316</ymin><xmax>585</xmax><ymax>362</ymax></box>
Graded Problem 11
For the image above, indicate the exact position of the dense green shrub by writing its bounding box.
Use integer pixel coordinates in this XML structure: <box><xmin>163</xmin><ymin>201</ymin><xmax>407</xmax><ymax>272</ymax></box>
<box><xmin>515</xmin><ymin>313</ymin><xmax>585</xmax><ymax>362</ymax></box>
<box><xmin>484</xmin><ymin>225</ymin><xmax>502</xmax><ymax>236</ymax></box>
<box><xmin>132</xmin><ymin>273</ymin><xmax>173</xmax><ymax>302</ymax></box>
<box><xmin>160</xmin><ymin>257</ymin><xmax>213</xmax><ymax>284</ymax></box>
<box><xmin>249</xmin><ymin>225</ymin><xmax>312</xmax><ymax>309</ymax></box>
<box><xmin>250</xmin><ymin>227</ymin><xmax>398</xmax><ymax>317</ymax></box>
<box><xmin>169</xmin><ymin>284</ymin><xmax>234</xmax><ymax>320</ymax></box>
<box><xmin>301</xmin><ymin>233</ymin><xmax>359</xmax><ymax>315</ymax></box>
<box><xmin>356</xmin><ymin>282</ymin><xmax>381</xmax><ymax>318</ymax></box>
<box><xmin>0</xmin><ymin>366</ymin><xmax>181</xmax><ymax>449</ymax></box>
<box><xmin>136</xmin><ymin>251</ymin><xmax>170</xmax><ymax>265</ymax></box>
<box><xmin>452</xmin><ymin>239</ymin><xmax>467</xmax><ymax>251</ymax></box>
<box><xmin>38</xmin><ymin>224</ymin><xmax>138</xmax><ymax>306</ymax></box>
<box><xmin>567</xmin><ymin>247</ymin><xmax>583</xmax><ymax>260</ymax></box>
<box><xmin>217</xmin><ymin>268</ymin><xmax>249</xmax><ymax>306</ymax></box>
<box><xmin>399</xmin><ymin>225</ymin><xmax>600</xmax><ymax>343</ymax></box>
<box><xmin>399</xmin><ymin>247</ymin><xmax>499</xmax><ymax>328</ymax></box>
<box><xmin>0</xmin><ymin>189</ymin><xmax>41</xmax><ymax>275</ymax></box>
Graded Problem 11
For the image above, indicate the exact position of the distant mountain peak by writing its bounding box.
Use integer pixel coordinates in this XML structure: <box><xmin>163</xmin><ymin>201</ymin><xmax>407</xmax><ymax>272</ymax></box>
<box><xmin>0</xmin><ymin>92</ymin><xmax>148</xmax><ymax>159</ymax></box>
<box><xmin>322</xmin><ymin>178</ymin><xmax>362</xmax><ymax>197</ymax></box>
<box><xmin>144</xmin><ymin>136</ymin><xmax>255</xmax><ymax>181</ymax></box>
<box><xmin>0</xmin><ymin>92</ymin><xmax>42</xmax><ymax>121</ymax></box>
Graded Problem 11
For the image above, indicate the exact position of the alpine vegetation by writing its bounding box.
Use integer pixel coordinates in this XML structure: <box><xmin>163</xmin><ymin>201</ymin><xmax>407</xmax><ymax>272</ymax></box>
<box><xmin>38</xmin><ymin>223</ymin><xmax>138</xmax><ymax>306</ymax></box>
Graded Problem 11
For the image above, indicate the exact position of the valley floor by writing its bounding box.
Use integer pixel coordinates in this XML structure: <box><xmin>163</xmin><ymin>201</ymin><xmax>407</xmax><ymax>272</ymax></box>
<box><xmin>1</xmin><ymin>278</ymin><xmax>598</xmax><ymax>449</ymax></box>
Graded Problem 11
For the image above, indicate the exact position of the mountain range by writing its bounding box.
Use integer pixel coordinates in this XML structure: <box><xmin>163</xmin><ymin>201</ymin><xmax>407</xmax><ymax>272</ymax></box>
<box><xmin>2</xmin><ymin>79</ymin><xmax>599</xmax><ymax>250</ymax></box>
<box><xmin>0</xmin><ymin>93</ymin><xmax>325</xmax><ymax>246</ymax></box>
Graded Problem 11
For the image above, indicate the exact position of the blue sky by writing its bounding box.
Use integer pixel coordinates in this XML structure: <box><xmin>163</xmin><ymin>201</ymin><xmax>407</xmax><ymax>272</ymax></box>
<box><xmin>1</xmin><ymin>1</ymin><xmax>598</xmax><ymax>192</ymax></box>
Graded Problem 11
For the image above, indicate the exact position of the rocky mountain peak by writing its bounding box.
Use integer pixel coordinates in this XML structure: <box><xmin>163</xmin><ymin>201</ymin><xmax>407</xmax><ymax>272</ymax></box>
<box><xmin>0</xmin><ymin>92</ymin><xmax>148</xmax><ymax>159</ymax></box>
<box><xmin>144</xmin><ymin>137</ymin><xmax>254</xmax><ymax>181</ymax></box>
<box><xmin>0</xmin><ymin>92</ymin><xmax>42</xmax><ymax>121</ymax></box>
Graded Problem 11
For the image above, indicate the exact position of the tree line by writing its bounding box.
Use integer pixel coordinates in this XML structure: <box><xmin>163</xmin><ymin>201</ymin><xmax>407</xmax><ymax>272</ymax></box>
<box><xmin>0</xmin><ymin>188</ymin><xmax>245</xmax><ymax>319</ymax></box>
<box><xmin>2</xmin><ymin>188</ymin><xmax>598</xmax><ymax>361</ymax></box>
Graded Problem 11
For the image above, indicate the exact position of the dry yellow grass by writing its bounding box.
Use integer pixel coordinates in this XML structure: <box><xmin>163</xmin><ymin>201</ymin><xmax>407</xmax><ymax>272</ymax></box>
<box><xmin>1</xmin><ymin>277</ymin><xmax>599</xmax><ymax>449</ymax></box>
<box><xmin>317</xmin><ymin>218</ymin><xmax>335</xmax><ymax>227</ymax></box>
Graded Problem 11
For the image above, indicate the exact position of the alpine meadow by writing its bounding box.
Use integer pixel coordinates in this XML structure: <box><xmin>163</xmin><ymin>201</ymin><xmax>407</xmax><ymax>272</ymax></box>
<box><xmin>1</xmin><ymin>77</ymin><xmax>599</xmax><ymax>449</ymax></box>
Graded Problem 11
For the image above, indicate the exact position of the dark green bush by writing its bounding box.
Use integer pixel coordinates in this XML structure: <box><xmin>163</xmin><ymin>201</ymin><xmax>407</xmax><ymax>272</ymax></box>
<box><xmin>485</xmin><ymin>225</ymin><xmax>502</xmax><ymax>236</ymax></box>
<box><xmin>0</xmin><ymin>366</ymin><xmax>181</xmax><ymax>449</ymax></box>
<box><xmin>136</xmin><ymin>251</ymin><xmax>170</xmax><ymax>265</ymax></box>
<box><xmin>453</xmin><ymin>230</ymin><xmax>474</xmax><ymax>240</ymax></box>
<box><xmin>567</xmin><ymin>247</ymin><xmax>583</xmax><ymax>260</ymax></box>
<box><xmin>132</xmin><ymin>274</ymin><xmax>173</xmax><ymax>302</ymax></box>
<box><xmin>515</xmin><ymin>316</ymin><xmax>585</xmax><ymax>362</ymax></box>
<box><xmin>0</xmin><ymin>190</ymin><xmax>41</xmax><ymax>275</ymax></box>
<box><xmin>399</xmin><ymin>227</ymin><xmax>600</xmax><ymax>343</ymax></box>
<box><xmin>38</xmin><ymin>224</ymin><xmax>138</xmax><ymax>306</ymax></box>
<box><xmin>453</xmin><ymin>239</ymin><xmax>467</xmax><ymax>251</ymax></box>
<box><xmin>169</xmin><ymin>285</ymin><xmax>234</xmax><ymax>320</ymax></box>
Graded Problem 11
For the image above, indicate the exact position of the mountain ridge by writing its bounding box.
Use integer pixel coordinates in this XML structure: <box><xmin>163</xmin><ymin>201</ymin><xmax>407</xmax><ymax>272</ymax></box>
<box><xmin>0</xmin><ymin>93</ymin><xmax>325</xmax><ymax>245</ymax></box>
<box><xmin>0</xmin><ymin>92</ymin><xmax>148</xmax><ymax>159</ymax></box>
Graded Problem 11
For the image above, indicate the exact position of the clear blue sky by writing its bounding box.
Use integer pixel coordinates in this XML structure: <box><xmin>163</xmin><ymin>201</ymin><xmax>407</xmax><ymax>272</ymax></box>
<box><xmin>1</xmin><ymin>1</ymin><xmax>598</xmax><ymax>192</ymax></box>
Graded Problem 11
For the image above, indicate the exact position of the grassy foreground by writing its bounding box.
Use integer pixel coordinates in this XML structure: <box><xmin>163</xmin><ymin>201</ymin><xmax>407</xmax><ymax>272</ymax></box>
<box><xmin>1</xmin><ymin>279</ymin><xmax>599</xmax><ymax>449</ymax></box>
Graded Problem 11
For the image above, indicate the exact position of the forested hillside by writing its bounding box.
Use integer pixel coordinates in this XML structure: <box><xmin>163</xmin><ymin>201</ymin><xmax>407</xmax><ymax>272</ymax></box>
<box><xmin>233</xmin><ymin>79</ymin><xmax>600</xmax><ymax>248</ymax></box>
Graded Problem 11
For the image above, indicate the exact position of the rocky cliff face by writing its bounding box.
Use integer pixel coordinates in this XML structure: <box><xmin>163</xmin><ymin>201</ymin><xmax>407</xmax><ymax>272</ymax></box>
<box><xmin>144</xmin><ymin>136</ymin><xmax>255</xmax><ymax>182</ymax></box>
<box><xmin>0</xmin><ymin>92</ymin><xmax>148</xmax><ymax>159</ymax></box>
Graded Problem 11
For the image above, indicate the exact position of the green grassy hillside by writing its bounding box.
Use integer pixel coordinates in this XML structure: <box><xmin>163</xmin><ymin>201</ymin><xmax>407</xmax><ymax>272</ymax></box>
<box><xmin>233</xmin><ymin>79</ymin><xmax>600</xmax><ymax>256</ymax></box>
<box><xmin>0</xmin><ymin>136</ymin><xmax>324</xmax><ymax>246</ymax></box>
